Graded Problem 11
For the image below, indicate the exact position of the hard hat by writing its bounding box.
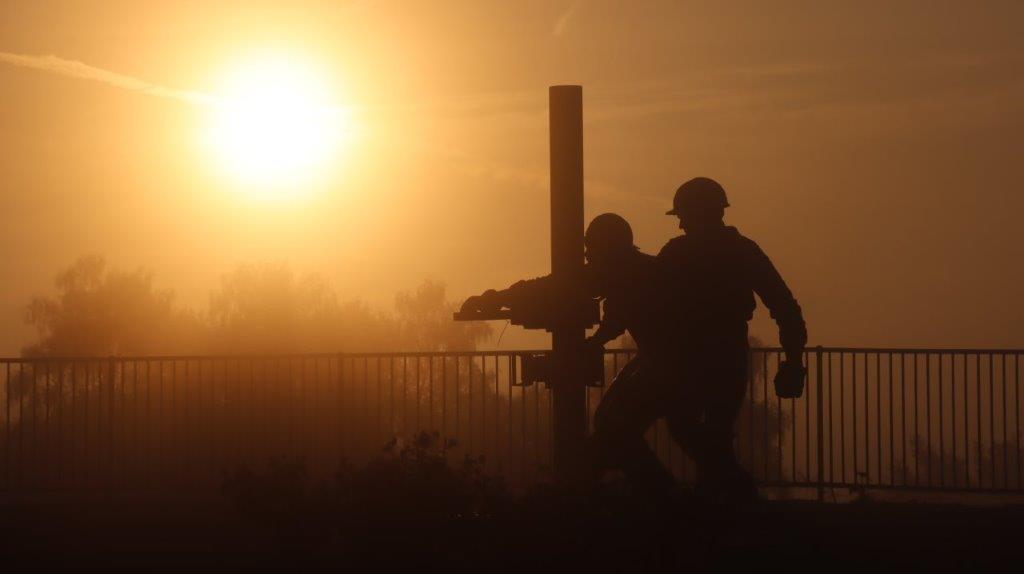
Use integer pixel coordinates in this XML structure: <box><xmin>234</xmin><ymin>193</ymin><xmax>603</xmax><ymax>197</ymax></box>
<box><xmin>585</xmin><ymin>213</ymin><xmax>634</xmax><ymax>252</ymax></box>
<box><xmin>667</xmin><ymin>177</ymin><xmax>729</xmax><ymax>215</ymax></box>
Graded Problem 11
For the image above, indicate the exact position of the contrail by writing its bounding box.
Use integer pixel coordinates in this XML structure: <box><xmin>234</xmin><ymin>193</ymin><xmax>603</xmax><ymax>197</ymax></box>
<box><xmin>0</xmin><ymin>52</ymin><xmax>213</xmax><ymax>105</ymax></box>
<box><xmin>554</xmin><ymin>2</ymin><xmax>579</xmax><ymax>36</ymax></box>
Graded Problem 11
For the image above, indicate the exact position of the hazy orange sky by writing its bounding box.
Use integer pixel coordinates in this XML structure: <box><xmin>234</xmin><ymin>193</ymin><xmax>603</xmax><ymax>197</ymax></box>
<box><xmin>1</xmin><ymin>1</ymin><xmax>1022</xmax><ymax>354</ymax></box>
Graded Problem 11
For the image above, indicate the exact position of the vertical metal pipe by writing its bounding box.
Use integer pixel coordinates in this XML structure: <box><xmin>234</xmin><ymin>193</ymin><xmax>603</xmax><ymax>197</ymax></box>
<box><xmin>548</xmin><ymin>85</ymin><xmax>588</xmax><ymax>481</ymax></box>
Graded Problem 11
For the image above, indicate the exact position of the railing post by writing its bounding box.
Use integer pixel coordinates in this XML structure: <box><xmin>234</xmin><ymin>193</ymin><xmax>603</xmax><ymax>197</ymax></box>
<box><xmin>816</xmin><ymin>346</ymin><xmax>825</xmax><ymax>501</ymax></box>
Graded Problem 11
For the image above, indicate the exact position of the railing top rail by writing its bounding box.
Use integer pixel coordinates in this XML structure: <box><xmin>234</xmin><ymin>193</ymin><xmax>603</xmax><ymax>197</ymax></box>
<box><xmin>1</xmin><ymin>346</ymin><xmax>1021</xmax><ymax>363</ymax></box>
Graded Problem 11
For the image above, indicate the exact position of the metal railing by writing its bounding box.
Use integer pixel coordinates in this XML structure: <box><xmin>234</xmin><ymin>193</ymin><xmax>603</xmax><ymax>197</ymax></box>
<box><xmin>1</xmin><ymin>348</ymin><xmax>1021</xmax><ymax>493</ymax></box>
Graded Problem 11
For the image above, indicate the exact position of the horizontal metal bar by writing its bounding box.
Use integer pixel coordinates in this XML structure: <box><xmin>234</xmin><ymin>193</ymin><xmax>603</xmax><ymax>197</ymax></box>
<box><xmin>4</xmin><ymin>347</ymin><xmax>1020</xmax><ymax>363</ymax></box>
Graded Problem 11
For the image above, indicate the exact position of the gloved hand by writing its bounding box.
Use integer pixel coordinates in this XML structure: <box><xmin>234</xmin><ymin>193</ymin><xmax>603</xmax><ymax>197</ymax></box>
<box><xmin>582</xmin><ymin>337</ymin><xmax>607</xmax><ymax>359</ymax></box>
<box><xmin>459</xmin><ymin>289</ymin><xmax>502</xmax><ymax>314</ymax></box>
<box><xmin>774</xmin><ymin>360</ymin><xmax>806</xmax><ymax>399</ymax></box>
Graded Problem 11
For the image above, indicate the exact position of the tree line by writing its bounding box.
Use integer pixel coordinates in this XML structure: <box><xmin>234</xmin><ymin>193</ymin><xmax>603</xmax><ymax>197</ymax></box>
<box><xmin>22</xmin><ymin>255</ymin><xmax>491</xmax><ymax>357</ymax></box>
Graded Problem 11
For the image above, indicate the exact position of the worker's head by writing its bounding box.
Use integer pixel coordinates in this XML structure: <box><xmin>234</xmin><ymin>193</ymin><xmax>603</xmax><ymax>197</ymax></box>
<box><xmin>585</xmin><ymin>213</ymin><xmax>636</xmax><ymax>266</ymax></box>
<box><xmin>667</xmin><ymin>177</ymin><xmax>728</xmax><ymax>233</ymax></box>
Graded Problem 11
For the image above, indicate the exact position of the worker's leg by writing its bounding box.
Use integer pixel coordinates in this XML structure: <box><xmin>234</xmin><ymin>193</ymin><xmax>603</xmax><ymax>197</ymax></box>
<box><xmin>589</xmin><ymin>357</ymin><xmax>674</xmax><ymax>496</ymax></box>
<box><xmin>700</xmin><ymin>345</ymin><xmax>757</xmax><ymax>502</ymax></box>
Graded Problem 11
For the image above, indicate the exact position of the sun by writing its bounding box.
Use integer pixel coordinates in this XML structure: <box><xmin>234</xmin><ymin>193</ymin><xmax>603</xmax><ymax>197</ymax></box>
<box><xmin>205</xmin><ymin>57</ymin><xmax>353</xmax><ymax>196</ymax></box>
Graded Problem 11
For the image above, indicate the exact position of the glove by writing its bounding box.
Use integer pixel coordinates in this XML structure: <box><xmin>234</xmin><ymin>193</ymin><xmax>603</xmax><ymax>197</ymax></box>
<box><xmin>774</xmin><ymin>360</ymin><xmax>806</xmax><ymax>399</ymax></box>
<box><xmin>459</xmin><ymin>289</ymin><xmax>502</xmax><ymax>314</ymax></box>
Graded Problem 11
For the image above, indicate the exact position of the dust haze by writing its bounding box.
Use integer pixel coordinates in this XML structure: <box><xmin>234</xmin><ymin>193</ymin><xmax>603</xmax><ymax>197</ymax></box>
<box><xmin>1</xmin><ymin>0</ymin><xmax>1022</xmax><ymax>355</ymax></box>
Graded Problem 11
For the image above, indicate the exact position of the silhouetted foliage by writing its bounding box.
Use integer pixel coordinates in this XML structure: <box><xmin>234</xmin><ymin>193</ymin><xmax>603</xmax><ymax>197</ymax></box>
<box><xmin>23</xmin><ymin>255</ymin><xmax>205</xmax><ymax>356</ymax></box>
<box><xmin>222</xmin><ymin>431</ymin><xmax>509</xmax><ymax>549</ymax></box>
<box><xmin>22</xmin><ymin>257</ymin><xmax>491</xmax><ymax>356</ymax></box>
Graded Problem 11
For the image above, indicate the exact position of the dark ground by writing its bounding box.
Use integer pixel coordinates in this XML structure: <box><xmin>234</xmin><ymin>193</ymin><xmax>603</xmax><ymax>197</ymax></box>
<box><xmin>2</xmin><ymin>489</ymin><xmax>1022</xmax><ymax>571</ymax></box>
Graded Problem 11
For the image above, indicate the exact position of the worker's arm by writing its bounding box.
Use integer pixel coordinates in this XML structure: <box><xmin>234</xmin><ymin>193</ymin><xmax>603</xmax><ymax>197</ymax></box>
<box><xmin>459</xmin><ymin>275</ymin><xmax>558</xmax><ymax>314</ymax></box>
<box><xmin>586</xmin><ymin>297</ymin><xmax>626</xmax><ymax>348</ymax></box>
<box><xmin>460</xmin><ymin>265</ymin><xmax>603</xmax><ymax>315</ymax></box>
<box><xmin>746</xmin><ymin>240</ymin><xmax>807</xmax><ymax>363</ymax></box>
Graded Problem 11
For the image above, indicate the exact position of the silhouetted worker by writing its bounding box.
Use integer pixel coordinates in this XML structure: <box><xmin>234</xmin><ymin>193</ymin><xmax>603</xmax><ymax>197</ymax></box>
<box><xmin>462</xmin><ymin>214</ymin><xmax>697</xmax><ymax>499</ymax></box>
<box><xmin>658</xmin><ymin>176</ymin><xmax>807</xmax><ymax>502</ymax></box>
<box><xmin>578</xmin><ymin>214</ymin><xmax>685</xmax><ymax>498</ymax></box>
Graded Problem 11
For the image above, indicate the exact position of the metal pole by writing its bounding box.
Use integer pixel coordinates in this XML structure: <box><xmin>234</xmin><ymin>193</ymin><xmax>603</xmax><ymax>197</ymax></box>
<box><xmin>549</xmin><ymin>85</ymin><xmax>588</xmax><ymax>481</ymax></box>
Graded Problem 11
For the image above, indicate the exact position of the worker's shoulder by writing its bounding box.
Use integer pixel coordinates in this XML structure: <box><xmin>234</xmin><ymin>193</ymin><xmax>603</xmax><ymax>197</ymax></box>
<box><xmin>656</xmin><ymin>235</ymin><xmax>687</xmax><ymax>257</ymax></box>
<box><xmin>722</xmin><ymin>227</ymin><xmax>766</xmax><ymax>254</ymax></box>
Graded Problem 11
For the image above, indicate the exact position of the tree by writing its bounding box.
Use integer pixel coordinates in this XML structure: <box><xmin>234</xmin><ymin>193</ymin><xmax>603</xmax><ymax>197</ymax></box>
<box><xmin>23</xmin><ymin>255</ymin><xmax>203</xmax><ymax>356</ymax></box>
<box><xmin>206</xmin><ymin>262</ymin><xmax>401</xmax><ymax>354</ymax></box>
<box><xmin>22</xmin><ymin>258</ymin><xmax>491</xmax><ymax>356</ymax></box>
<box><xmin>394</xmin><ymin>280</ymin><xmax>491</xmax><ymax>351</ymax></box>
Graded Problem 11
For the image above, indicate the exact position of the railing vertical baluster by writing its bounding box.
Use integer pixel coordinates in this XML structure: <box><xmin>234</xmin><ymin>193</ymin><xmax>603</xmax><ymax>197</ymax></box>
<box><xmin>4</xmin><ymin>362</ymin><xmax>10</xmax><ymax>490</ymax></box>
<box><xmin>888</xmin><ymin>353</ymin><xmax>894</xmax><ymax>487</ymax></box>
<box><xmin>1002</xmin><ymin>354</ymin><xmax>1009</xmax><ymax>490</ymax></box>
<box><xmin>389</xmin><ymin>358</ymin><xmax>395</xmax><ymax>445</ymax></box>
<box><xmin>507</xmin><ymin>355</ymin><xmax>513</xmax><ymax>480</ymax></box>
<box><xmin>30</xmin><ymin>362</ymin><xmax>37</xmax><ymax>488</ymax></box>
<box><xmin>951</xmin><ymin>354</ymin><xmax>957</xmax><ymax>487</ymax></box>
<box><xmin>1017</xmin><ymin>353</ymin><xmax>1021</xmax><ymax>490</ymax></box>
<box><xmin>479</xmin><ymin>357</ymin><xmax>485</xmax><ymax>471</ymax></box>
<box><xmin>415</xmin><ymin>356</ymin><xmax>421</xmax><ymax>434</ymax></box>
<box><xmin>816</xmin><ymin>347</ymin><xmax>824</xmax><ymax>494</ymax></box>
<box><xmin>852</xmin><ymin>353</ymin><xmax>858</xmax><ymax>486</ymax></box>
<box><xmin>900</xmin><ymin>354</ymin><xmax>907</xmax><ymax>487</ymax></box>
<box><xmin>839</xmin><ymin>352</ymin><xmax>845</xmax><ymax>485</ymax></box>
<box><xmin>805</xmin><ymin>350</ymin><xmax>811</xmax><ymax>483</ymax></box>
<box><xmin>938</xmin><ymin>353</ymin><xmax>944</xmax><ymax>488</ymax></box>
<box><xmin>538</xmin><ymin>372</ymin><xmax>544</xmax><ymax>480</ymax></box>
<box><xmin>455</xmin><ymin>357</ymin><xmax>461</xmax><ymax>450</ymax></box>
<box><xmin>976</xmin><ymin>353</ymin><xmax>982</xmax><ymax>488</ymax></box>
<box><xmin>964</xmin><ymin>353</ymin><xmax>970</xmax><ymax>489</ymax></box>
<box><xmin>521</xmin><ymin>357</ymin><xmax>528</xmax><ymax>481</ymax></box>
<box><xmin>989</xmin><ymin>354</ymin><xmax>995</xmax><ymax>489</ymax></box>
<box><xmin>875</xmin><ymin>353</ymin><xmax>881</xmax><ymax>486</ymax></box>
<box><xmin>913</xmin><ymin>353</ymin><xmax>919</xmax><ymax>487</ymax></box>
<box><xmin>926</xmin><ymin>352</ymin><xmax>932</xmax><ymax>487</ymax></box>
<box><xmin>748</xmin><ymin>350</ymin><xmax>755</xmax><ymax>474</ymax></box>
<box><xmin>58</xmin><ymin>361</ymin><xmax>67</xmax><ymax>487</ymax></box>
<box><xmin>402</xmin><ymin>356</ymin><xmax>408</xmax><ymax>437</ymax></box>
<box><xmin>428</xmin><ymin>356</ymin><xmax>434</xmax><ymax>435</ymax></box>
<box><xmin>468</xmin><ymin>356</ymin><xmax>474</xmax><ymax>455</ymax></box>
<box><xmin>441</xmin><ymin>356</ymin><xmax>447</xmax><ymax>444</ymax></box>
<box><xmin>376</xmin><ymin>358</ymin><xmax>385</xmax><ymax>448</ymax></box>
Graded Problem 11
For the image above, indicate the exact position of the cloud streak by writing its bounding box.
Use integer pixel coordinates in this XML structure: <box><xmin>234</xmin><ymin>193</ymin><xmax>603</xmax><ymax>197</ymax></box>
<box><xmin>0</xmin><ymin>52</ymin><xmax>212</xmax><ymax>105</ymax></box>
<box><xmin>554</xmin><ymin>2</ymin><xmax>578</xmax><ymax>36</ymax></box>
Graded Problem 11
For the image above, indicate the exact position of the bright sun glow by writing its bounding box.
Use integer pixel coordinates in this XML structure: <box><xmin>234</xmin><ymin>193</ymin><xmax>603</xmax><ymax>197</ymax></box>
<box><xmin>206</xmin><ymin>58</ymin><xmax>353</xmax><ymax>196</ymax></box>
